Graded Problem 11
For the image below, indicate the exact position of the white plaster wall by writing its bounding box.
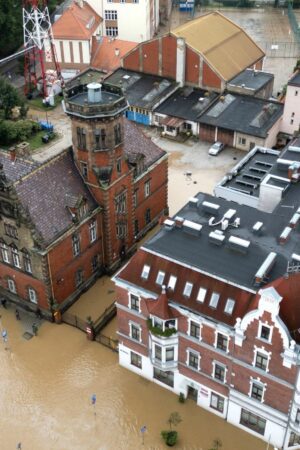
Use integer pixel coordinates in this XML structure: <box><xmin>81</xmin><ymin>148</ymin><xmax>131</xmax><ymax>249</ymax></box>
<box><xmin>53</xmin><ymin>39</ymin><xmax>61</xmax><ymax>62</ymax></box>
<box><xmin>72</xmin><ymin>40</ymin><xmax>80</xmax><ymax>63</ymax></box>
<box><xmin>265</xmin><ymin>116</ymin><xmax>282</xmax><ymax>148</ymax></box>
<box><xmin>281</xmin><ymin>85</ymin><xmax>300</xmax><ymax>136</ymax></box>
<box><xmin>214</xmin><ymin>185</ymin><xmax>259</xmax><ymax>209</ymax></box>
<box><xmin>234</xmin><ymin>132</ymin><xmax>264</xmax><ymax>152</ymax></box>
<box><xmin>82</xmin><ymin>40</ymin><xmax>90</xmax><ymax>63</ymax></box>
<box><xmin>63</xmin><ymin>41</ymin><xmax>71</xmax><ymax>63</ymax></box>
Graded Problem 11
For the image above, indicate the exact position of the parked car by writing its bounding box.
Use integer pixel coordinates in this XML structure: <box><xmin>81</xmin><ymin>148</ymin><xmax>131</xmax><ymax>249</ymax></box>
<box><xmin>208</xmin><ymin>141</ymin><xmax>225</xmax><ymax>156</ymax></box>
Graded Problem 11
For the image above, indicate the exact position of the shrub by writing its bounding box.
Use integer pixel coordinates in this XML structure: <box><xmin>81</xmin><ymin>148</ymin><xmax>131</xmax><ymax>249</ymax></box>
<box><xmin>0</xmin><ymin>119</ymin><xmax>41</xmax><ymax>145</ymax></box>
<box><xmin>161</xmin><ymin>430</ymin><xmax>178</xmax><ymax>447</ymax></box>
<box><xmin>147</xmin><ymin>318</ymin><xmax>177</xmax><ymax>337</ymax></box>
<box><xmin>178</xmin><ymin>393</ymin><xmax>185</xmax><ymax>403</ymax></box>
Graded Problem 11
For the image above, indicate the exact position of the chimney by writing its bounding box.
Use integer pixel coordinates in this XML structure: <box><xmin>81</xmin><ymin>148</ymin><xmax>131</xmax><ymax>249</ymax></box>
<box><xmin>9</xmin><ymin>147</ymin><xmax>16</xmax><ymax>162</ymax></box>
<box><xmin>115</xmin><ymin>48</ymin><xmax>120</xmax><ymax>57</ymax></box>
<box><xmin>175</xmin><ymin>216</ymin><xmax>184</xmax><ymax>228</ymax></box>
<box><xmin>176</xmin><ymin>37</ymin><xmax>186</xmax><ymax>87</ymax></box>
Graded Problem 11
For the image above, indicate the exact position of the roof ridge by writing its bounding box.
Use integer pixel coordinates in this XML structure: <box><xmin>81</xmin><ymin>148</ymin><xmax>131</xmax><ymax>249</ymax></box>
<box><xmin>71</xmin><ymin>6</ymin><xmax>90</xmax><ymax>38</ymax></box>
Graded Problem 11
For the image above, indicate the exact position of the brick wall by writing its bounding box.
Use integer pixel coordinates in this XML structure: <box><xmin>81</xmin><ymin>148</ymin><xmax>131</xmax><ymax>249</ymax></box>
<box><xmin>202</xmin><ymin>62</ymin><xmax>222</xmax><ymax>90</ymax></box>
<box><xmin>185</xmin><ymin>47</ymin><xmax>200</xmax><ymax>85</ymax></box>
<box><xmin>161</xmin><ymin>35</ymin><xmax>177</xmax><ymax>79</ymax></box>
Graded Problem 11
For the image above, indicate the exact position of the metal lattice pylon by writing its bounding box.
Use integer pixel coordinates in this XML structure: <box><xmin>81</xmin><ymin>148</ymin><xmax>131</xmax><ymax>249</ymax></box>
<box><xmin>23</xmin><ymin>0</ymin><xmax>63</xmax><ymax>98</ymax></box>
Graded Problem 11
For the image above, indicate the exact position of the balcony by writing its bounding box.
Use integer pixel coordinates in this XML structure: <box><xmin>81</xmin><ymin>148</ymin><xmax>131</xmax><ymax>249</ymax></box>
<box><xmin>150</xmin><ymin>356</ymin><xmax>178</xmax><ymax>371</ymax></box>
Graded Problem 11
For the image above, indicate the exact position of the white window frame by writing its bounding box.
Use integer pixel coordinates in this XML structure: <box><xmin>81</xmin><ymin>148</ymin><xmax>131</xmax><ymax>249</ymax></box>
<box><xmin>156</xmin><ymin>270</ymin><xmax>165</xmax><ymax>286</ymax></box>
<box><xmin>106</xmin><ymin>26</ymin><xmax>118</xmax><ymax>37</ymax></box>
<box><xmin>210</xmin><ymin>392</ymin><xmax>225</xmax><ymax>413</ymax></box>
<box><xmin>23</xmin><ymin>252</ymin><xmax>32</xmax><ymax>273</ymax></box>
<box><xmin>129</xmin><ymin>322</ymin><xmax>142</xmax><ymax>342</ymax></box>
<box><xmin>224</xmin><ymin>298</ymin><xmax>235</xmax><ymax>315</ymax></box>
<box><xmin>212</xmin><ymin>361</ymin><xmax>227</xmax><ymax>383</ymax></box>
<box><xmin>183</xmin><ymin>282</ymin><xmax>193</xmax><ymax>298</ymax></box>
<box><xmin>214</xmin><ymin>331</ymin><xmax>229</xmax><ymax>353</ymax></box>
<box><xmin>89</xmin><ymin>220</ymin><xmax>97</xmax><ymax>243</ymax></box>
<box><xmin>12</xmin><ymin>248</ymin><xmax>21</xmax><ymax>268</ymax></box>
<box><xmin>128</xmin><ymin>292</ymin><xmax>140</xmax><ymax>312</ymax></box>
<box><xmin>141</xmin><ymin>264</ymin><xmax>150</xmax><ymax>280</ymax></box>
<box><xmin>168</xmin><ymin>275</ymin><xmax>177</xmax><ymax>290</ymax></box>
<box><xmin>186</xmin><ymin>349</ymin><xmax>201</xmax><ymax>370</ymax></box>
<box><xmin>253</xmin><ymin>347</ymin><xmax>271</xmax><ymax>373</ymax></box>
<box><xmin>197</xmin><ymin>287</ymin><xmax>207</xmax><ymax>303</ymax></box>
<box><xmin>72</xmin><ymin>234</ymin><xmax>80</xmax><ymax>257</ymax></box>
<box><xmin>104</xmin><ymin>9</ymin><xmax>117</xmax><ymax>20</ymax></box>
<box><xmin>7</xmin><ymin>278</ymin><xmax>16</xmax><ymax>293</ymax></box>
<box><xmin>249</xmin><ymin>378</ymin><xmax>266</xmax><ymax>403</ymax></box>
<box><xmin>189</xmin><ymin>319</ymin><xmax>202</xmax><ymax>341</ymax></box>
<box><xmin>28</xmin><ymin>287</ymin><xmax>38</xmax><ymax>304</ymax></box>
<box><xmin>1</xmin><ymin>243</ymin><xmax>9</xmax><ymax>263</ymax></box>
<box><xmin>144</xmin><ymin>180</ymin><xmax>150</xmax><ymax>198</ymax></box>
<box><xmin>209</xmin><ymin>292</ymin><xmax>220</xmax><ymax>309</ymax></box>
<box><xmin>257</xmin><ymin>322</ymin><xmax>273</xmax><ymax>343</ymax></box>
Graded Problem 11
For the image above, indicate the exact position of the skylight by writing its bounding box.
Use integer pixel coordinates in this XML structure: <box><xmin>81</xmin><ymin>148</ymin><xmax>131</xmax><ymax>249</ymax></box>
<box><xmin>183</xmin><ymin>282</ymin><xmax>193</xmax><ymax>298</ymax></box>
<box><xmin>209</xmin><ymin>292</ymin><xmax>220</xmax><ymax>309</ymax></box>
<box><xmin>224</xmin><ymin>298</ymin><xmax>235</xmax><ymax>315</ymax></box>
<box><xmin>168</xmin><ymin>275</ymin><xmax>177</xmax><ymax>290</ymax></box>
<box><xmin>197</xmin><ymin>287</ymin><xmax>207</xmax><ymax>303</ymax></box>
<box><xmin>141</xmin><ymin>264</ymin><xmax>150</xmax><ymax>280</ymax></box>
<box><xmin>156</xmin><ymin>270</ymin><xmax>165</xmax><ymax>285</ymax></box>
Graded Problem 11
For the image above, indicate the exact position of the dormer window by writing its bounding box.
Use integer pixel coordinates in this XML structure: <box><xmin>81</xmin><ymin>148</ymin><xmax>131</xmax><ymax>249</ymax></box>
<box><xmin>209</xmin><ymin>292</ymin><xmax>220</xmax><ymax>309</ymax></box>
<box><xmin>224</xmin><ymin>298</ymin><xmax>235</xmax><ymax>315</ymax></box>
<box><xmin>197</xmin><ymin>287</ymin><xmax>207</xmax><ymax>303</ymax></box>
<box><xmin>168</xmin><ymin>275</ymin><xmax>177</xmax><ymax>290</ymax></box>
<box><xmin>141</xmin><ymin>264</ymin><xmax>150</xmax><ymax>280</ymax></box>
<box><xmin>156</xmin><ymin>271</ymin><xmax>165</xmax><ymax>286</ymax></box>
<box><xmin>183</xmin><ymin>282</ymin><xmax>193</xmax><ymax>298</ymax></box>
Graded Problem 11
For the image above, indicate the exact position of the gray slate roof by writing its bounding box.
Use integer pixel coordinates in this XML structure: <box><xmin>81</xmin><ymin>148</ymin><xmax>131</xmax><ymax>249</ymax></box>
<box><xmin>0</xmin><ymin>152</ymin><xmax>38</xmax><ymax>183</ymax></box>
<box><xmin>199</xmin><ymin>94</ymin><xmax>283</xmax><ymax>138</ymax></box>
<box><xmin>228</xmin><ymin>69</ymin><xmax>274</xmax><ymax>92</ymax></box>
<box><xmin>143</xmin><ymin>192</ymin><xmax>300</xmax><ymax>291</ymax></box>
<box><xmin>154</xmin><ymin>87</ymin><xmax>218</xmax><ymax>122</ymax></box>
<box><xmin>15</xmin><ymin>150</ymin><xmax>97</xmax><ymax>245</ymax></box>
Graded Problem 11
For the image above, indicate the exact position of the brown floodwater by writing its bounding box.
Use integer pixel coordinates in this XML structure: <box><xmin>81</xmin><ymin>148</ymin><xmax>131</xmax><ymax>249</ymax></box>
<box><xmin>0</xmin><ymin>307</ymin><xmax>271</xmax><ymax>450</ymax></box>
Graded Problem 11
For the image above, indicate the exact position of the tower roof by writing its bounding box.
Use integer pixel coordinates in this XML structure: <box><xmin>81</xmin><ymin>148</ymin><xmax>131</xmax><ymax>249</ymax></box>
<box><xmin>146</xmin><ymin>286</ymin><xmax>179</xmax><ymax>320</ymax></box>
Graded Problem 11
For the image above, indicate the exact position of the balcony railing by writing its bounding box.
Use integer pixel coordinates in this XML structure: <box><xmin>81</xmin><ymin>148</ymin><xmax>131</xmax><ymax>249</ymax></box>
<box><xmin>150</xmin><ymin>357</ymin><xmax>178</xmax><ymax>371</ymax></box>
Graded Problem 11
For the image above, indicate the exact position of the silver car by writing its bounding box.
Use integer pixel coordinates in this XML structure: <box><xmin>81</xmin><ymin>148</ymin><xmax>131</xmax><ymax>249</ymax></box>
<box><xmin>208</xmin><ymin>141</ymin><xmax>225</xmax><ymax>156</ymax></box>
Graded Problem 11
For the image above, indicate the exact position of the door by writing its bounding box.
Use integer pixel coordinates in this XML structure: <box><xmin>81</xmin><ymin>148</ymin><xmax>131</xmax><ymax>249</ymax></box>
<box><xmin>187</xmin><ymin>386</ymin><xmax>198</xmax><ymax>402</ymax></box>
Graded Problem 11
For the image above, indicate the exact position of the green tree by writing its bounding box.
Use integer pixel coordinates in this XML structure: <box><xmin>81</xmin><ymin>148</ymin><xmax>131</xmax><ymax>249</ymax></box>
<box><xmin>0</xmin><ymin>77</ymin><xmax>26</xmax><ymax>119</ymax></box>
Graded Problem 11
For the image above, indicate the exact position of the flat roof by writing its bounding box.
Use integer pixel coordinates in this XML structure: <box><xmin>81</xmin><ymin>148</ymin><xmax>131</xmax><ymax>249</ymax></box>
<box><xmin>143</xmin><ymin>191</ymin><xmax>300</xmax><ymax>291</ymax></box>
<box><xmin>199</xmin><ymin>93</ymin><xmax>283</xmax><ymax>138</ymax></box>
<box><xmin>154</xmin><ymin>87</ymin><xmax>218</xmax><ymax>122</ymax></box>
<box><xmin>288</xmin><ymin>71</ymin><xmax>300</xmax><ymax>87</ymax></box>
<box><xmin>228</xmin><ymin>69</ymin><xmax>274</xmax><ymax>92</ymax></box>
<box><xmin>105</xmin><ymin>68</ymin><xmax>178</xmax><ymax>110</ymax></box>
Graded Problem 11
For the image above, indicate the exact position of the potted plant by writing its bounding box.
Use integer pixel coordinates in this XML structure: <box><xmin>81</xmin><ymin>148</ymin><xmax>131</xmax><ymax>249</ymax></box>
<box><xmin>161</xmin><ymin>412</ymin><xmax>182</xmax><ymax>447</ymax></box>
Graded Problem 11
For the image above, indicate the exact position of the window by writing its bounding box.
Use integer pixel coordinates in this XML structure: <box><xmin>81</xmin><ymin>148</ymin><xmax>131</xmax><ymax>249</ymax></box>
<box><xmin>106</xmin><ymin>26</ymin><xmax>118</xmax><ymax>37</ymax></box>
<box><xmin>91</xmin><ymin>254</ymin><xmax>99</xmax><ymax>272</ymax></box>
<box><xmin>255</xmin><ymin>352</ymin><xmax>268</xmax><ymax>371</ymax></box>
<box><xmin>11</xmin><ymin>247</ymin><xmax>21</xmax><ymax>268</ymax></box>
<box><xmin>197</xmin><ymin>287</ymin><xmax>207</xmax><ymax>303</ymax></box>
<box><xmin>89</xmin><ymin>220</ymin><xmax>97</xmax><ymax>243</ymax></box>
<box><xmin>94</xmin><ymin>129</ymin><xmax>106</xmax><ymax>150</ymax></box>
<box><xmin>153</xmin><ymin>368</ymin><xmax>174</xmax><ymax>387</ymax></box>
<box><xmin>209</xmin><ymin>292</ymin><xmax>220</xmax><ymax>308</ymax></box>
<box><xmin>7</xmin><ymin>278</ymin><xmax>16</xmax><ymax>293</ymax></box>
<box><xmin>251</xmin><ymin>381</ymin><xmax>264</xmax><ymax>402</ymax></box>
<box><xmin>145</xmin><ymin>208</ymin><xmax>151</xmax><ymax>225</ymax></box>
<box><xmin>183</xmin><ymin>282</ymin><xmax>193</xmax><ymax>298</ymax></box>
<box><xmin>77</xmin><ymin>127</ymin><xmax>86</xmax><ymax>149</ymax></box>
<box><xmin>134</xmin><ymin>219</ymin><xmax>139</xmax><ymax>236</ymax></box>
<box><xmin>0</xmin><ymin>242</ymin><xmax>9</xmax><ymax>263</ymax></box>
<box><xmin>130</xmin><ymin>324</ymin><xmax>140</xmax><ymax>341</ymax></box>
<box><xmin>289</xmin><ymin>432</ymin><xmax>300</xmax><ymax>447</ymax></box>
<box><xmin>259</xmin><ymin>324</ymin><xmax>271</xmax><ymax>342</ymax></box>
<box><xmin>23</xmin><ymin>251</ymin><xmax>32</xmax><ymax>273</ymax></box>
<box><xmin>141</xmin><ymin>264</ymin><xmax>150</xmax><ymax>280</ymax></box>
<box><xmin>295</xmin><ymin>90</ymin><xmax>298</xmax><ymax>96</ymax></box>
<box><xmin>155</xmin><ymin>344</ymin><xmax>162</xmax><ymax>361</ymax></box>
<box><xmin>133</xmin><ymin>190</ymin><xmax>138</xmax><ymax>208</ymax></box>
<box><xmin>75</xmin><ymin>269</ymin><xmax>84</xmax><ymax>288</ymax></box>
<box><xmin>216</xmin><ymin>333</ymin><xmax>228</xmax><ymax>352</ymax></box>
<box><xmin>210</xmin><ymin>393</ymin><xmax>224</xmax><ymax>413</ymax></box>
<box><xmin>292</xmin><ymin>112</ymin><xmax>295</xmax><ymax>117</ymax></box>
<box><xmin>72</xmin><ymin>234</ymin><xmax>80</xmax><ymax>257</ymax></box>
<box><xmin>224</xmin><ymin>298</ymin><xmax>235</xmax><ymax>315</ymax></box>
<box><xmin>80</xmin><ymin>162</ymin><xmax>88</xmax><ymax>179</ymax></box>
<box><xmin>105</xmin><ymin>9</ymin><xmax>117</xmax><ymax>20</ymax></box>
<box><xmin>130</xmin><ymin>351</ymin><xmax>142</xmax><ymax>369</ymax></box>
<box><xmin>295</xmin><ymin>409</ymin><xmax>300</xmax><ymax>425</ymax></box>
<box><xmin>116</xmin><ymin>222</ymin><xmax>127</xmax><ymax>239</ymax></box>
<box><xmin>166</xmin><ymin>347</ymin><xmax>174</xmax><ymax>362</ymax></box>
<box><xmin>28</xmin><ymin>287</ymin><xmax>37</xmax><ymax>304</ymax></box>
<box><xmin>4</xmin><ymin>223</ymin><xmax>18</xmax><ymax>239</ymax></box>
<box><xmin>240</xmin><ymin>409</ymin><xmax>266</xmax><ymax>435</ymax></box>
<box><xmin>130</xmin><ymin>293</ymin><xmax>139</xmax><ymax>311</ymax></box>
<box><xmin>238</xmin><ymin>137</ymin><xmax>246</xmax><ymax>145</ymax></box>
<box><xmin>144</xmin><ymin>180</ymin><xmax>150</xmax><ymax>198</ymax></box>
<box><xmin>291</xmin><ymin>119</ymin><xmax>294</xmax><ymax>125</ymax></box>
<box><xmin>190</xmin><ymin>321</ymin><xmax>200</xmax><ymax>340</ymax></box>
<box><xmin>213</xmin><ymin>363</ymin><xmax>226</xmax><ymax>382</ymax></box>
<box><xmin>168</xmin><ymin>275</ymin><xmax>177</xmax><ymax>290</ymax></box>
<box><xmin>156</xmin><ymin>271</ymin><xmax>165</xmax><ymax>286</ymax></box>
<box><xmin>115</xmin><ymin>192</ymin><xmax>127</xmax><ymax>214</ymax></box>
<box><xmin>188</xmin><ymin>350</ymin><xmax>199</xmax><ymax>370</ymax></box>
<box><xmin>114</xmin><ymin>124</ymin><xmax>122</xmax><ymax>145</ymax></box>
<box><xmin>116</xmin><ymin>157</ymin><xmax>122</xmax><ymax>174</ymax></box>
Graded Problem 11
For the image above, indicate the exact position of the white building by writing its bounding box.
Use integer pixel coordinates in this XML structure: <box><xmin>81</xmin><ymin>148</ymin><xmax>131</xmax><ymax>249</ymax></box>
<box><xmin>281</xmin><ymin>71</ymin><xmax>300</xmax><ymax>137</ymax></box>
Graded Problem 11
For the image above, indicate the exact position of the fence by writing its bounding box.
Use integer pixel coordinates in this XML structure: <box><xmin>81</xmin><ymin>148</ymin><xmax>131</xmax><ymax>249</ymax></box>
<box><xmin>62</xmin><ymin>312</ymin><xmax>87</xmax><ymax>332</ymax></box>
<box><xmin>94</xmin><ymin>333</ymin><xmax>119</xmax><ymax>352</ymax></box>
<box><xmin>93</xmin><ymin>302</ymin><xmax>117</xmax><ymax>334</ymax></box>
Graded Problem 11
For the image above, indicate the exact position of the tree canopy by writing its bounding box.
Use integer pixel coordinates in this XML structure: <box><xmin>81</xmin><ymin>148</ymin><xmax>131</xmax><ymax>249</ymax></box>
<box><xmin>0</xmin><ymin>77</ymin><xmax>27</xmax><ymax>119</ymax></box>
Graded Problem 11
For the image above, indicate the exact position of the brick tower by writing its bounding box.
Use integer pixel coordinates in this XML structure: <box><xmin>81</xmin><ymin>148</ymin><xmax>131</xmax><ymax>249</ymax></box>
<box><xmin>63</xmin><ymin>72</ymin><xmax>135</xmax><ymax>271</ymax></box>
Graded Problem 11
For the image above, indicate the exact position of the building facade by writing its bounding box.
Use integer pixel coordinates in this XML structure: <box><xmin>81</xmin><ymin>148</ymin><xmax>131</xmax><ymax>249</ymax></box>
<box><xmin>0</xmin><ymin>69</ymin><xmax>168</xmax><ymax>317</ymax></box>
<box><xmin>281</xmin><ymin>71</ymin><xmax>300</xmax><ymax>138</ymax></box>
<box><xmin>114</xmin><ymin>139</ymin><xmax>300</xmax><ymax>449</ymax></box>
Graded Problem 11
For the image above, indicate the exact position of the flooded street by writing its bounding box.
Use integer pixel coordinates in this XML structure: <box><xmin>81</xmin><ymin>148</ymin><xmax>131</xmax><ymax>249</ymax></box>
<box><xmin>0</xmin><ymin>308</ymin><xmax>270</xmax><ymax>450</ymax></box>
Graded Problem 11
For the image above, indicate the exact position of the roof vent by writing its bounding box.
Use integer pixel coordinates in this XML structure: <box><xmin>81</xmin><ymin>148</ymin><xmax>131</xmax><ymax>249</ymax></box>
<box><xmin>189</xmin><ymin>197</ymin><xmax>199</xmax><ymax>208</ymax></box>
<box><xmin>174</xmin><ymin>216</ymin><xmax>184</xmax><ymax>228</ymax></box>
<box><xmin>254</xmin><ymin>252</ymin><xmax>277</xmax><ymax>285</ymax></box>
<box><xmin>224</xmin><ymin>209</ymin><xmax>236</xmax><ymax>220</ymax></box>
<box><xmin>209</xmin><ymin>230</ymin><xmax>225</xmax><ymax>245</ymax></box>
<box><xmin>289</xmin><ymin>212</ymin><xmax>300</xmax><ymax>228</ymax></box>
<box><xmin>183</xmin><ymin>219</ymin><xmax>202</xmax><ymax>236</ymax></box>
<box><xmin>163</xmin><ymin>218</ymin><xmax>175</xmax><ymax>231</ymax></box>
<box><xmin>252</xmin><ymin>221</ymin><xmax>263</xmax><ymax>234</ymax></box>
<box><xmin>279</xmin><ymin>226</ymin><xmax>292</xmax><ymax>244</ymax></box>
<box><xmin>221</xmin><ymin>219</ymin><xmax>229</xmax><ymax>231</ymax></box>
<box><xmin>87</xmin><ymin>82</ymin><xmax>102</xmax><ymax>103</ymax></box>
<box><xmin>228</xmin><ymin>235</ymin><xmax>250</xmax><ymax>253</ymax></box>
<box><xmin>202</xmin><ymin>201</ymin><xmax>220</xmax><ymax>215</ymax></box>
<box><xmin>198</xmin><ymin>97</ymin><xmax>205</xmax><ymax>102</ymax></box>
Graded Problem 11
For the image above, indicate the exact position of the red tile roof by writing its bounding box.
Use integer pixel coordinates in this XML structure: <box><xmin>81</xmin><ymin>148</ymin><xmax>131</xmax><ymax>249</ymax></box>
<box><xmin>145</xmin><ymin>286</ymin><xmax>180</xmax><ymax>320</ymax></box>
<box><xmin>91</xmin><ymin>37</ymin><xmax>137</xmax><ymax>73</ymax></box>
<box><xmin>52</xmin><ymin>1</ymin><xmax>102</xmax><ymax>40</ymax></box>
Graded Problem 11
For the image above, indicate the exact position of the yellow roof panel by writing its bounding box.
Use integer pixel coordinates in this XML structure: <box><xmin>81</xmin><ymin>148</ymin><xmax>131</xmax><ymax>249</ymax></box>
<box><xmin>172</xmin><ymin>12</ymin><xmax>264</xmax><ymax>81</ymax></box>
